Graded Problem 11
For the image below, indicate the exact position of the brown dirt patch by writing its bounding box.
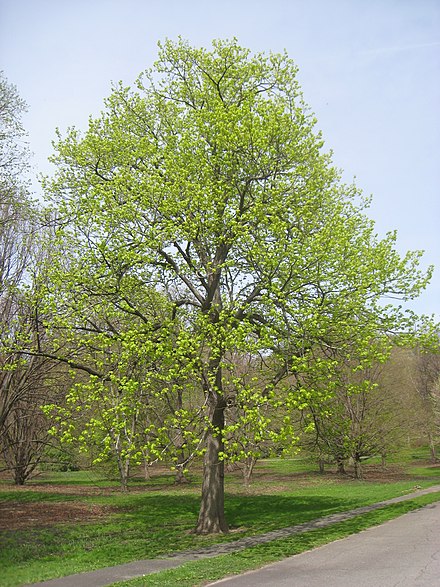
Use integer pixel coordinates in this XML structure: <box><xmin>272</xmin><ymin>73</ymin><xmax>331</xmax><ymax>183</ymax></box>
<box><xmin>0</xmin><ymin>498</ymin><xmax>115</xmax><ymax>531</ymax></box>
<box><xmin>0</xmin><ymin>482</ymin><xmax>119</xmax><ymax>531</ymax></box>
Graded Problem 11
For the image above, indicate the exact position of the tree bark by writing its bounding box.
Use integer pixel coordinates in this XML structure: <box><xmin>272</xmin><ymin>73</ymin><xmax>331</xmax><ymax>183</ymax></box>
<box><xmin>115</xmin><ymin>450</ymin><xmax>130</xmax><ymax>492</ymax></box>
<box><xmin>428</xmin><ymin>431</ymin><xmax>438</xmax><ymax>463</ymax></box>
<box><xmin>173</xmin><ymin>409</ymin><xmax>190</xmax><ymax>484</ymax></box>
<box><xmin>194</xmin><ymin>267</ymin><xmax>229</xmax><ymax>534</ymax></box>
<box><xmin>243</xmin><ymin>456</ymin><xmax>257</xmax><ymax>488</ymax></box>
<box><xmin>143</xmin><ymin>459</ymin><xmax>151</xmax><ymax>480</ymax></box>
<box><xmin>353</xmin><ymin>455</ymin><xmax>363</xmax><ymax>479</ymax></box>
<box><xmin>194</xmin><ymin>392</ymin><xmax>228</xmax><ymax>534</ymax></box>
<box><xmin>174</xmin><ymin>464</ymin><xmax>189</xmax><ymax>484</ymax></box>
<box><xmin>336</xmin><ymin>456</ymin><xmax>346</xmax><ymax>474</ymax></box>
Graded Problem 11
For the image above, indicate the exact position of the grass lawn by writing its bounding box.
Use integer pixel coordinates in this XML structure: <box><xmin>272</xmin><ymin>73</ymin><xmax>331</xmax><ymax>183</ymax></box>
<box><xmin>109</xmin><ymin>492</ymin><xmax>440</xmax><ymax>587</ymax></box>
<box><xmin>1</xmin><ymin>449</ymin><xmax>439</xmax><ymax>587</ymax></box>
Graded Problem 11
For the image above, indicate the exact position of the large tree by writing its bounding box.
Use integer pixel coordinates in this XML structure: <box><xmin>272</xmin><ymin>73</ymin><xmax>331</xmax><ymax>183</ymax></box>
<box><xmin>43</xmin><ymin>39</ymin><xmax>431</xmax><ymax>533</ymax></box>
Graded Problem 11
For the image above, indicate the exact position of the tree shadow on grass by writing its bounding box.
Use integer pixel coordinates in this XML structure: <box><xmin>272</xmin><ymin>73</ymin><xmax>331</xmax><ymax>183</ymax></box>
<box><xmin>120</xmin><ymin>491</ymin><xmax>361</xmax><ymax>535</ymax></box>
<box><xmin>226</xmin><ymin>493</ymin><xmax>357</xmax><ymax>531</ymax></box>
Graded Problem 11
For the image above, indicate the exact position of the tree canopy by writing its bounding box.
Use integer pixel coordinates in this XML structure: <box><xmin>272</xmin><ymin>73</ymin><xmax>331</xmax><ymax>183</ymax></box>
<box><xmin>41</xmin><ymin>38</ymin><xmax>433</xmax><ymax>533</ymax></box>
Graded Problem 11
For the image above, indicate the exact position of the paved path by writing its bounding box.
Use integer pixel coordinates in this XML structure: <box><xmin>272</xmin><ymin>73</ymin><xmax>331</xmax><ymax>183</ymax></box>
<box><xmin>26</xmin><ymin>485</ymin><xmax>440</xmax><ymax>587</ymax></box>
<box><xmin>208</xmin><ymin>499</ymin><xmax>440</xmax><ymax>586</ymax></box>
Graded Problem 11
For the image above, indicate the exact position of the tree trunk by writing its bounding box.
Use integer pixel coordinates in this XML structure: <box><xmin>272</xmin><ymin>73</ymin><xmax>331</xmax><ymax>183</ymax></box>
<box><xmin>353</xmin><ymin>456</ymin><xmax>363</xmax><ymax>479</ymax></box>
<box><xmin>14</xmin><ymin>463</ymin><xmax>27</xmax><ymax>485</ymax></box>
<box><xmin>242</xmin><ymin>456</ymin><xmax>257</xmax><ymax>488</ymax></box>
<box><xmin>428</xmin><ymin>431</ymin><xmax>438</xmax><ymax>463</ymax></box>
<box><xmin>174</xmin><ymin>464</ymin><xmax>189</xmax><ymax>484</ymax></box>
<box><xmin>336</xmin><ymin>456</ymin><xmax>346</xmax><ymax>474</ymax></box>
<box><xmin>116</xmin><ymin>452</ymin><xmax>130</xmax><ymax>492</ymax></box>
<box><xmin>194</xmin><ymin>393</ymin><xmax>228</xmax><ymax>534</ymax></box>
<box><xmin>194</xmin><ymin>278</ymin><xmax>229</xmax><ymax>534</ymax></box>
<box><xmin>173</xmin><ymin>422</ymin><xmax>189</xmax><ymax>484</ymax></box>
<box><xmin>318</xmin><ymin>457</ymin><xmax>325</xmax><ymax>474</ymax></box>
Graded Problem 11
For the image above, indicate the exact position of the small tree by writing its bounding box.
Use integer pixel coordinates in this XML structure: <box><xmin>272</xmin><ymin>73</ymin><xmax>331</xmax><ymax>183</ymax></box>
<box><xmin>1</xmin><ymin>379</ymin><xmax>51</xmax><ymax>485</ymax></box>
<box><xmin>299</xmin><ymin>342</ymin><xmax>437</xmax><ymax>478</ymax></box>
<box><xmin>41</xmin><ymin>277</ymin><xmax>182</xmax><ymax>491</ymax></box>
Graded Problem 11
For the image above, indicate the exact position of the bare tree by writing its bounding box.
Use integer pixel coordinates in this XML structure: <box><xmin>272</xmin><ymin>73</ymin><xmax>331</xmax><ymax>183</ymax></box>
<box><xmin>0</xmin><ymin>72</ymin><xmax>63</xmax><ymax>483</ymax></box>
<box><xmin>411</xmin><ymin>347</ymin><xmax>440</xmax><ymax>462</ymax></box>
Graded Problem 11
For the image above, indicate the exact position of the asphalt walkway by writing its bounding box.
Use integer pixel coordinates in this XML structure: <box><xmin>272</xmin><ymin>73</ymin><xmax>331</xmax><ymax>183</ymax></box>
<box><xmin>208</xmin><ymin>498</ymin><xmax>440</xmax><ymax>586</ymax></box>
<box><xmin>26</xmin><ymin>484</ymin><xmax>440</xmax><ymax>587</ymax></box>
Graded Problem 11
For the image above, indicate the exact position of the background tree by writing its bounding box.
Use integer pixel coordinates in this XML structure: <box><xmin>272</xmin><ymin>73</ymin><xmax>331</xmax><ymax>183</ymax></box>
<box><xmin>0</xmin><ymin>73</ymin><xmax>67</xmax><ymax>483</ymax></box>
<box><xmin>42</xmin><ymin>39</ymin><xmax>433</xmax><ymax>533</ymax></box>
<box><xmin>221</xmin><ymin>351</ymin><xmax>297</xmax><ymax>487</ymax></box>
<box><xmin>0</xmin><ymin>346</ymin><xmax>65</xmax><ymax>485</ymax></box>
<box><xmin>302</xmin><ymin>364</ymin><xmax>399</xmax><ymax>479</ymax></box>
<box><xmin>411</xmin><ymin>347</ymin><xmax>440</xmax><ymax>461</ymax></box>
<box><xmin>0</xmin><ymin>71</ymin><xmax>32</xmax><ymax>429</ymax></box>
<box><xmin>374</xmin><ymin>346</ymin><xmax>431</xmax><ymax>463</ymax></box>
<box><xmin>0</xmin><ymin>71</ymin><xmax>29</xmax><ymax>206</ymax></box>
<box><xmin>40</xmin><ymin>268</ymin><xmax>179</xmax><ymax>491</ymax></box>
<box><xmin>299</xmin><ymin>344</ymin><xmax>437</xmax><ymax>477</ymax></box>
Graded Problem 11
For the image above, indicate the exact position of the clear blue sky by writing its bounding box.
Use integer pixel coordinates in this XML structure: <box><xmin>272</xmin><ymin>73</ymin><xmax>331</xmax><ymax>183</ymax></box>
<box><xmin>1</xmin><ymin>0</ymin><xmax>439</xmax><ymax>318</ymax></box>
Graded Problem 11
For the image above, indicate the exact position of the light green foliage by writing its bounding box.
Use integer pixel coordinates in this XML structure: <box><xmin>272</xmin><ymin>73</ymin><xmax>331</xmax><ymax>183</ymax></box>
<box><xmin>40</xmin><ymin>273</ymin><xmax>202</xmax><ymax>488</ymax></box>
<box><xmin>41</xmin><ymin>39</ymin><xmax>433</xmax><ymax>515</ymax></box>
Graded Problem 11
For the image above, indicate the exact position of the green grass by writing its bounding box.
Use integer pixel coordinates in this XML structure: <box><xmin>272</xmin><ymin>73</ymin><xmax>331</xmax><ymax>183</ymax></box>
<box><xmin>108</xmin><ymin>492</ymin><xmax>440</xmax><ymax>587</ymax></box>
<box><xmin>26</xmin><ymin>469</ymin><xmax>123</xmax><ymax>487</ymax></box>
<box><xmin>1</xmin><ymin>450</ymin><xmax>439</xmax><ymax>587</ymax></box>
<box><xmin>408</xmin><ymin>465</ymin><xmax>440</xmax><ymax>477</ymax></box>
<box><xmin>259</xmin><ymin>456</ymin><xmax>315</xmax><ymax>474</ymax></box>
<box><xmin>14</xmin><ymin>468</ymin><xmax>183</xmax><ymax>489</ymax></box>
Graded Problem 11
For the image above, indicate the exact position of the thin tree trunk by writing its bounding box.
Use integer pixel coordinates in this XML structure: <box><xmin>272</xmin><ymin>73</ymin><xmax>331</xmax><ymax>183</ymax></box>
<box><xmin>354</xmin><ymin>456</ymin><xmax>363</xmax><ymax>480</ymax></box>
<box><xmin>174</xmin><ymin>463</ymin><xmax>189</xmax><ymax>484</ymax></box>
<box><xmin>116</xmin><ymin>450</ymin><xmax>130</xmax><ymax>492</ymax></box>
<box><xmin>243</xmin><ymin>456</ymin><xmax>257</xmax><ymax>488</ymax></box>
<box><xmin>174</xmin><ymin>425</ymin><xmax>189</xmax><ymax>484</ymax></box>
<box><xmin>428</xmin><ymin>431</ymin><xmax>438</xmax><ymax>463</ymax></box>
<box><xmin>336</xmin><ymin>456</ymin><xmax>346</xmax><ymax>474</ymax></box>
